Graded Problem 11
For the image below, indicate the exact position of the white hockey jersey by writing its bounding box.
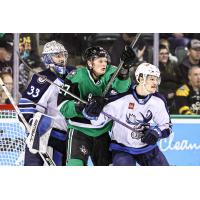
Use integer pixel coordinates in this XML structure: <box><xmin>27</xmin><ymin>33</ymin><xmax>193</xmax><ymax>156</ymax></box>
<box><xmin>91</xmin><ymin>86</ymin><xmax>171</xmax><ymax>154</ymax></box>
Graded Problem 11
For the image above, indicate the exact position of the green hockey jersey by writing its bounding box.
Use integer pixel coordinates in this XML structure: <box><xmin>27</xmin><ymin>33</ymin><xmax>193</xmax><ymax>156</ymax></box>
<box><xmin>59</xmin><ymin>65</ymin><xmax>131</xmax><ymax>137</ymax></box>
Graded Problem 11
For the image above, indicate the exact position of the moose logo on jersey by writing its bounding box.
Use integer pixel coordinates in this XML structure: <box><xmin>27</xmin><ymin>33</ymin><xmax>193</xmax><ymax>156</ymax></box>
<box><xmin>126</xmin><ymin>110</ymin><xmax>152</xmax><ymax>126</ymax></box>
<box><xmin>126</xmin><ymin>110</ymin><xmax>152</xmax><ymax>139</ymax></box>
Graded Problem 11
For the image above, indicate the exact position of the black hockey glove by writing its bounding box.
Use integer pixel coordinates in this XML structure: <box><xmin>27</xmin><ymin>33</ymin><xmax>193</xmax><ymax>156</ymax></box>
<box><xmin>82</xmin><ymin>96</ymin><xmax>107</xmax><ymax>120</ymax></box>
<box><xmin>141</xmin><ymin>129</ymin><xmax>160</xmax><ymax>145</ymax></box>
<box><xmin>120</xmin><ymin>45</ymin><xmax>137</xmax><ymax>69</ymax></box>
<box><xmin>134</xmin><ymin>123</ymin><xmax>150</xmax><ymax>133</ymax></box>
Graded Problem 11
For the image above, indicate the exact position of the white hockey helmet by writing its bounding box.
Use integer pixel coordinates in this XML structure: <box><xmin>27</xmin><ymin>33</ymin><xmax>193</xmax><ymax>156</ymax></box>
<box><xmin>135</xmin><ymin>62</ymin><xmax>160</xmax><ymax>84</ymax></box>
<box><xmin>41</xmin><ymin>41</ymin><xmax>68</xmax><ymax>76</ymax></box>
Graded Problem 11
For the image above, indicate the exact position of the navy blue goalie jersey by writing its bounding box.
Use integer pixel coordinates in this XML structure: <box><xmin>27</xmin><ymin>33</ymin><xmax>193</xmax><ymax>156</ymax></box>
<box><xmin>19</xmin><ymin>66</ymin><xmax>75</xmax><ymax>131</ymax></box>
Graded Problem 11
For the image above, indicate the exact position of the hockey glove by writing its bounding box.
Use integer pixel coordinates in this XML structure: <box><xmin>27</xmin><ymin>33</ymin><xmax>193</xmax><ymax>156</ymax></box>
<box><xmin>141</xmin><ymin>129</ymin><xmax>160</xmax><ymax>145</ymax></box>
<box><xmin>120</xmin><ymin>45</ymin><xmax>137</xmax><ymax>69</ymax></box>
<box><xmin>134</xmin><ymin>123</ymin><xmax>150</xmax><ymax>133</ymax></box>
<box><xmin>82</xmin><ymin>96</ymin><xmax>107</xmax><ymax>120</ymax></box>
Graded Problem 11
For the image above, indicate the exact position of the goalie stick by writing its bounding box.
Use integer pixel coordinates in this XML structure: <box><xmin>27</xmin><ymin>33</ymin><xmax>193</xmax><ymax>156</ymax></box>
<box><xmin>0</xmin><ymin>78</ymin><xmax>56</xmax><ymax>166</ymax></box>
<box><xmin>102</xmin><ymin>33</ymin><xmax>142</xmax><ymax>97</ymax></box>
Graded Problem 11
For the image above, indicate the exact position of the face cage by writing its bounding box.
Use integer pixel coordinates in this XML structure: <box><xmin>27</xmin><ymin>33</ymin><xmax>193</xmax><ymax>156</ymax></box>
<box><xmin>42</xmin><ymin>52</ymin><xmax>68</xmax><ymax>75</ymax></box>
<box><xmin>42</xmin><ymin>52</ymin><xmax>68</xmax><ymax>66</ymax></box>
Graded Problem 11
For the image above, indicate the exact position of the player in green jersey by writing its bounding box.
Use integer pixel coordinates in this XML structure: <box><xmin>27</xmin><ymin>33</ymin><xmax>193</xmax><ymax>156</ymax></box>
<box><xmin>59</xmin><ymin>46</ymin><xmax>136</xmax><ymax>166</ymax></box>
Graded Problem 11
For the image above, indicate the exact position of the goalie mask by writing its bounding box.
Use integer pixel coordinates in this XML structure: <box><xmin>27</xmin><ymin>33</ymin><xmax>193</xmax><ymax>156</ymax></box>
<box><xmin>41</xmin><ymin>41</ymin><xmax>68</xmax><ymax>76</ymax></box>
<box><xmin>83</xmin><ymin>46</ymin><xmax>111</xmax><ymax>64</ymax></box>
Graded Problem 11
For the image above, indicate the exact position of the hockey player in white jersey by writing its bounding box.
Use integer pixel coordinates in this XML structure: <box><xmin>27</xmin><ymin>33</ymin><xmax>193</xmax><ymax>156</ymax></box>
<box><xmin>83</xmin><ymin>63</ymin><xmax>172</xmax><ymax>166</ymax></box>
<box><xmin>19</xmin><ymin>41</ymin><xmax>75</xmax><ymax>165</ymax></box>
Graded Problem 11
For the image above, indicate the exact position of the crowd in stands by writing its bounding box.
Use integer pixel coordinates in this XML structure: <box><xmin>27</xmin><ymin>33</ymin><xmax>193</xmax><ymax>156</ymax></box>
<box><xmin>0</xmin><ymin>33</ymin><xmax>200</xmax><ymax>115</ymax></box>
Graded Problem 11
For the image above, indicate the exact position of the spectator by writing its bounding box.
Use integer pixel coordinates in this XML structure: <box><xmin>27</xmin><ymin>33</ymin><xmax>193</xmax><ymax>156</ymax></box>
<box><xmin>110</xmin><ymin>33</ymin><xmax>147</xmax><ymax>82</ymax></box>
<box><xmin>160</xmin><ymin>38</ymin><xmax>178</xmax><ymax>63</ymax></box>
<box><xmin>177</xmin><ymin>39</ymin><xmax>200</xmax><ymax>84</ymax></box>
<box><xmin>19</xmin><ymin>34</ymin><xmax>44</xmax><ymax>93</ymax></box>
<box><xmin>175</xmin><ymin>66</ymin><xmax>200</xmax><ymax>114</ymax></box>
<box><xmin>19</xmin><ymin>33</ymin><xmax>41</xmax><ymax>68</ymax></box>
<box><xmin>158</xmin><ymin>45</ymin><xmax>181</xmax><ymax>114</ymax></box>
<box><xmin>168</xmin><ymin>33</ymin><xmax>189</xmax><ymax>55</ymax></box>
<box><xmin>0</xmin><ymin>72</ymin><xmax>13</xmax><ymax>104</ymax></box>
<box><xmin>0</xmin><ymin>39</ymin><xmax>13</xmax><ymax>74</ymax></box>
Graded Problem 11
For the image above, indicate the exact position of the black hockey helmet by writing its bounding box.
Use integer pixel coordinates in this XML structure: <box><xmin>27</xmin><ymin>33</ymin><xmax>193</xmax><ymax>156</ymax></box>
<box><xmin>83</xmin><ymin>46</ymin><xmax>111</xmax><ymax>63</ymax></box>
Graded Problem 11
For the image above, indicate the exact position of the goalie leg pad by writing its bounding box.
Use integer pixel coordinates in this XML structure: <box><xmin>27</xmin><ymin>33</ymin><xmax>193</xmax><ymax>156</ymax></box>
<box><xmin>26</xmin><ymin>112</ymin><xmax>54</xmax><ymax>153</ymax></box>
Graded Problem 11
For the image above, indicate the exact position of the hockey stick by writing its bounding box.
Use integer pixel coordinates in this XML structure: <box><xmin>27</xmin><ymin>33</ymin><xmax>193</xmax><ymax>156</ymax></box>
<box><xmin>0</xmin><ymin>78</ymin><xmax>56</xmax><ymax>166</ymax></box>
<box><xmin>17</xmin><ymin>53</ymin><xmax>137</xmax><ymax>132</ymax></box>
<box><xmin>33</xmin><ymin>100</ymin><xmax>136</xmax><ymax>132</ymax></box>
<box><xmin>102</xmin><ymin>33</ymin><xmax>141</xmax><ymax>97</ymax></box>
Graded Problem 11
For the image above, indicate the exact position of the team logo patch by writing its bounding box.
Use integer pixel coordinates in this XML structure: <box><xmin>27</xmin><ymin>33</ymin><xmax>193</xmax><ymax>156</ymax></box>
<box><xmin>37</xmin><ymin>76</ymin><xmax>47</xmax><ymax>84</ymax></box>
<box><xmin>80</xmin><ymin>145</ymin><xmax>88</xmax><ymax>156</ymax></box>
<box><xmin>128</xmin><ymin>103</ymin><xmax>134</xmax><ymax>109</ymax></box>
